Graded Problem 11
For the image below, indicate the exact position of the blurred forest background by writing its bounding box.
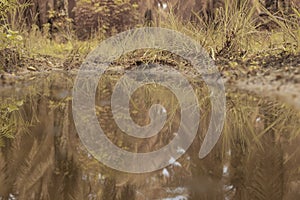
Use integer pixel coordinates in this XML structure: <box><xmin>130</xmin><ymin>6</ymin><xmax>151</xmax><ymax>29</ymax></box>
<box><xmin>7</xmin><ymin>0</ymin><xmax>300</xmax><ymax>39</ymax></box>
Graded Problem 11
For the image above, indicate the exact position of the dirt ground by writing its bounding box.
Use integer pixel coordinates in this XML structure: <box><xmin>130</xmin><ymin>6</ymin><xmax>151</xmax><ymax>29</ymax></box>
<box><xmin>217</xmin><ymin>52</ymin><xmax>300</xmax><ymax>110</ymax></box>
<box><xmin>0</xmin><ymin>51</ymin><xmax>299</xmax><ymax>111</ymax></box>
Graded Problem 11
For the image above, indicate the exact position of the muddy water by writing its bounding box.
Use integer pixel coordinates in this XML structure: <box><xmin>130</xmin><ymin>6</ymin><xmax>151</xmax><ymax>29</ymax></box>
<box><xmin>0</xmin><ymin>72</ymin><xmax>299</xmax><ymax>200</ymax></box>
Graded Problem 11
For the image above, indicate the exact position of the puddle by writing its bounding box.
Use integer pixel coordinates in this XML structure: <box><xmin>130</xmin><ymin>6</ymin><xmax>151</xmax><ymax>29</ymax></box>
<box><xmin>0</xmin><ymin>72</ymin><xmax>299</xmax><ymax>200</ymax></box>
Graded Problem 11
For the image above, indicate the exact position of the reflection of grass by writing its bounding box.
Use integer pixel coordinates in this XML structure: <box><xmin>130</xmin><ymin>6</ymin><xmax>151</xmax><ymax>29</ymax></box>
<box><xmin>186</xmin><ymin>88</ymin><xmax>300</xmax><ymax>199</ymax></box>
<box><xmin>98</xmin><ymin>76</ymin><xmax>300</xmax><ymax>199</ymax></box>
<box><xmin>0</xmin><ymin>98</ymin><xmax>24</xmax><ymax>147</ymax></box>
<box><xmin>223</xmin><ymin>91</ymin><xmax>300</xmax><ymax>153</ymax></box>
<box><xmin>1</xmin><ymin>73</ymin><xmax>299</xmax><ymax>199</ymax></box>
<box><xmin>222</xmin><ymin>90</ymin><xmax>300</xmax><ymax>199</ymax></box>
<box><xmin>95</xmin><ymin>71</ymin><xmax>300</xmax><ymax>162</ymax></box>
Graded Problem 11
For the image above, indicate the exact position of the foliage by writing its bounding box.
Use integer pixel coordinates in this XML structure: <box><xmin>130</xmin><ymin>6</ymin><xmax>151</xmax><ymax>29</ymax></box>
<box><xmin>0</xmin><ymin>0</ymin><xmax>25</xmax><ymax>51</ymax></box>
<box><xmin>0</xmin><ymin>0</ymin><xmax>30</xmax><ymax>72</ymax></box>
<box><xmin>0</xmin><ymin>0</ymin><xmax>18</xmax><ymax>22</ymax></box>
<box><xmin>46</xmin><ymin>9</ymin><xmax>74</xmax><ymax>42</ymax></box>
<box><xmin>73</xmin><ymin>0</ymin><xmax>140</xmax><ymax>39</ymax></box>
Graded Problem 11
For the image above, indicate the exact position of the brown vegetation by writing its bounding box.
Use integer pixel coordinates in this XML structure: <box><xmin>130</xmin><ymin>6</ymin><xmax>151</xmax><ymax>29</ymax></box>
<box><xmin>7</xmin><ymin>0</ymin><xmax>300</xmax><ymax>39</ymax></box>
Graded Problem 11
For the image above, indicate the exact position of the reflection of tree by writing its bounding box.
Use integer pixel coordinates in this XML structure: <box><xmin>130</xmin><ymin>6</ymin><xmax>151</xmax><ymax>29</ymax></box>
<box><xmin>0</xmin><ymin>76</ymin><xmax>87</xmax><ymax>199</ymax></box>
<box><xmin>189</xmin><ymin>145</ymin><xmax>224</xmax><ymax>200</ymax></box>
<box><xmin>245</xmin><ymin>104</ymin><xmax>284</xmax><ymax>200</ymax></box>
<box><xmin>0</xmin><ymin>93</ymin><xmax>56</xmax><ymax>198</ymax></box>
<box><xmin>187</xmin><ymin>88</ymin><xmax>224</xmax><ymax>200</ymax></box>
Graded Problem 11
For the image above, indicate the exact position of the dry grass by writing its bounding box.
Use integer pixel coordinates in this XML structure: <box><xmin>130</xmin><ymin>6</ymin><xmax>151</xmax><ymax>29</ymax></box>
<box><xmin>158</xmin><ymin>0</ymin><xmax>300</xmax><ymax>57</ymax></box>
<box><xmin>1</xmin><ymin>0</ymin><xmax>299</xmax><ymax>72</ymax></box>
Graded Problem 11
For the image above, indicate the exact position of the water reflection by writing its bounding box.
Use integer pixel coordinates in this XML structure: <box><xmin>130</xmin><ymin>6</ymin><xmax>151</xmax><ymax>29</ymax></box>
<box><xmin>0</xmin><ymin>72</ymin><xmax>299</xmax><ymax>200</ymax></box>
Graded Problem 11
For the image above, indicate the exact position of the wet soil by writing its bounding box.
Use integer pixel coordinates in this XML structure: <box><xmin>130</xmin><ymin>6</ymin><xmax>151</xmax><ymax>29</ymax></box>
<box><xmin>217</xmin><ymin>52</ymin><xmax>300</xmax><ymax>110</ymax></box>
<box><xmin>1</xmin><ymin>51</ymin><xmax>299</xmax><ymax>111</ymax></box>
